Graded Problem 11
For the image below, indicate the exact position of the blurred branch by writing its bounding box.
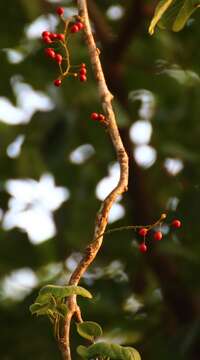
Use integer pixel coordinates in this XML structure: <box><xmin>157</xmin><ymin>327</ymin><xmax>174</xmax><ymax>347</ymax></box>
<box><xmin>110</xmin><ymin>0</ymin><xmax>144</xmax><ymax>61</ymax></box>
<box><xmin>59</xmin><ymin>1</ymin><xmax>129</xmax><ymax>359</ymax></box>
<box><xmin>87</xmin><ymin>0</ymin><xmax>114</xmax><ymax>46</ymax></box>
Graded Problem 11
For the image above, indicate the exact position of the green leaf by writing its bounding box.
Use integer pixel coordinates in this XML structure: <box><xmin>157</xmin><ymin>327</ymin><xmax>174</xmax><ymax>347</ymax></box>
<box><xmin>39</xmin><ymin>285</ymin><xmax>92</xmax><ymax>299</ymax></box>
<box><xmin>34</xmin><ymin>293</ymin><xmax>52</xmax><ymax>305</ymax></box>
<box><xmin>149</xmin><ymin>0</ymin><xmax>200</xmax><ymax>33</ymax></box>
<box><xmin>77</xmin><ymin>342</ymin><xmax>141</xmax><ymax>360</ymax></box>
<box><xmin>149</xmin><ymin>0</ymin><xmax>175</xmax><ymax>34</ymax></box>
<box><xmin>76</xmin><ymin>321</ymin><xmax>103</xmax><ymax>341</ymax></box>
<box><xmin>29</xmin><ymin>302</ymin><xmax>56</xmax><ymax>316</ymax></box>
<box><xmin>173</xmin><ymin>0</ymin><xmax>200</xmax><ymax>31</ymax></box>
<box><xmin>29</xmin><ymin>302</ymin><xmax>68</xmax><ymax>318</ymax></box>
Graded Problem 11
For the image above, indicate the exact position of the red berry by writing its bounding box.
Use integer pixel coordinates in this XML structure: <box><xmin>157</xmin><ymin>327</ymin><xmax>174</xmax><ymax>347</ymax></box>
<box><xmin>79</xmin><ymin>74</ymin><xmax>87</xmax><ymax>82</ymax></box>
<box><xmin>57</xmin><ymin>33</ymin><xmax>65</xmax><ymax>41</ymax></box>
<box><xmin>55</xmin><ymin>53</ymin><xmax>63</xmax><ymax>64</ymax></box>
<box><xmin>45</xmin><ymin>48</ymin><xmax>55</xmax><ymax>59</ymax></box>
<box><xmin>138</xmin><ymin>228</ymin><xmax>148</xmax><ymax>237</ymax></box>
<box><xmin>49</xmin><ymin>33</ymin><xmax>58</xmax><ymax>40</ymax></box>
<box><xmin>70</xmin><ymin>24</ymin><xmax>79</xmax><ymax>33</ymax></box>
<box><xmin>98</xmin><ymin>114</ymin><xmax>105</xmax><ymax>121</ymax></box>
<box><xmin>54</xmin><ymin>79</ymin><xmax>62</xmax><ymax>87</ymax></box>
<box><xmin>81</xmin><ymin>63</ymin><xmax>86</xmax><ymax>68</ymax></box>
<box><xmin>79</xmin><ymin>68</ymin><xmax>87</xmax><ymax>75</ymax></box>
<box><xmin>171</xmin><ymin>219</ymin><xmax>181</xmax><ymax>229</ymax></box>
<box><xmin>139</xmin><ymin>243</ymin><xmax>147</xmax><ymax>253</ymax></box>
<box><xmin>42</xmin><ymin>31</ymin><xmax>50</xmax><ymax>38</ymax></box>
<box><xmin>76</xmin><ymin>22</ymin><xmax>84</xmax><ymax>30</ymax></box>
<box><xmin>43</xmin><ymin>36</ymin><xmax>52</xmax><ymax>44</ymax></box>
<box><xmin>91</xmin><ymin>112</ymin><xmax>99</xmax><ymax>120</ymax></box>
<box><xmin>56</xmin><ymin>7</ymin><xmax>64</xmax><ymax>16</ymax></box>
<box><xmin>153</xmin><ymin>231</ymin><xmax>163</xmax><ymax>241</ymax></box>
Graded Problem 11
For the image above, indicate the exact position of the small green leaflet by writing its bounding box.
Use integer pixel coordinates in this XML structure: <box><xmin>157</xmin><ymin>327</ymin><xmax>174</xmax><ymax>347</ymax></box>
<box><xmin>77</xmin><ymin>342</ymin><xmax>141</xmax><ymax>360</ymax></box>
<box><xmin>39</xmin><ymin>284</ymin><xmax>92</xmax><ymax>299</ymax></box>
<box><xmin>149</xmin><ymin>0</ymin><xmax>200</xmax><ymax>34</ymax></box>
<box><xmin>30</xmin><ymin>285</ymin><xmax>92</xmax><ymax>318</ymax></box>
<box><xmin>149</xmin><ymin>0</ymin><xmax>175</xmax><ymax>34</ymax></box>
<box><xmin>76</xmin><ymin>321</ymin><xmax>103</xmax><ymax>341</ymax></box>
<box><xmin>172</xmin><ymin>0</ymin><xmax>200</xmax><ymax>31</ymax></box>
<box><xmin>29</xmin><ymin>302</ymin><xmax>68</xmax><ymax>318</ymax></box>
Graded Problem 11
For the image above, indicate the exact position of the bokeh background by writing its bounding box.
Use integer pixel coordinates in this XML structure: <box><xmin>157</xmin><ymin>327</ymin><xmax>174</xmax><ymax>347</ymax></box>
<box><xmin>0</xmin><ymin>0</ymin><xmax>200</xmax><ymax>359</ymax></box>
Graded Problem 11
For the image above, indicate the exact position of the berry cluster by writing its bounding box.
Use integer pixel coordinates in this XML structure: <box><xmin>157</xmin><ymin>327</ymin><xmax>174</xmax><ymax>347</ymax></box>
<box><xmin>45</xmin><ymin>48</ymin><xmax>63</xmax><ymax>64</ymax></box>
<box><xmin>91</xmin><ymin>112</ymin><xmax>106</xmax><ymax>122</ymax></box>
<box><xmin>70</xmin><ymin>21</ymin><xmax>84</xmax><ymax>33</ymax></box>
<box><xmin>138</xmin><ymin>218</ymin><xmax>182</xmax><ymax>253</ymax></box>
<box><xmin>42</xmin><ymin>31</ymin><xmax>65</xmax><ymax>44</ymax></box>
<box><xmin>79</xmin><ymin>63</ymin><xmax>87</xmax><ymax>82</ymax></box>
<box><xmin>41</xmin><ymin>7</ymin><xmax>86</xmax><ymax>87</ymax></box>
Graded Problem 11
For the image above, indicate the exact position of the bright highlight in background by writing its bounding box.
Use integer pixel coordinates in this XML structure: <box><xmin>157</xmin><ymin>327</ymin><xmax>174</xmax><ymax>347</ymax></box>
<box><xmin>106</xmin><ymin>6</ymin><xmax>124</xmax><ymax>20</ymax></box>
<box><xmin>130</xmin><ymin>120</ymin><xmax>152</xmax><ymax>145</ymax></box>
<box><xmin>3</xmin><ymin>174</ymin><xmax>70</xmax><ymax>244</ymax></box>
<box><xmin>0</xmin><ymin>79</ymin><xmax>54</xmax><ymax>125</ymax></box>
<box><xmin>134</xmin><ymin>145</ymin><xmax>157</xmax><ymax>168</ymax></box>
<box><xmin>164</xmin><ymin>158</ymin><xmax>183</xmax><ymax>175</ymax></box>
<box><xmin>96</xmin><ymin>163</ymin><xmax>125</xmax><ymax>223</ymax></box>
<box><xmin>7</xmin><ymin>135</ymin><xmax>25</xmax><ymax>158</ymax></box>
<box><xmin>2</xmin><ymin>268</ymin><xmax>38</xmax><ymax>301</ymax></box>
<box><xmin>69</xmin><ymin>144</ymin><xmax>95</xmax><ymax>164</ymax></box>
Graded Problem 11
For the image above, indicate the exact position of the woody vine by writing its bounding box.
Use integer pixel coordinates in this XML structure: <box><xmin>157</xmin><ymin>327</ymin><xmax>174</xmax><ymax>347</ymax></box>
<box><xmin>29</xmin><ymin>0</ymin><xmax>194</xmax><ymax>359</ymax></box>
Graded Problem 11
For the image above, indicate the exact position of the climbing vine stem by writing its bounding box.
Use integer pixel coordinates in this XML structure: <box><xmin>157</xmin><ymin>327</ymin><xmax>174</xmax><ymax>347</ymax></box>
<box><xmin>59</xmin><ymin>0</ymin><xmax>129</xmax><ymax>358</ymax></box>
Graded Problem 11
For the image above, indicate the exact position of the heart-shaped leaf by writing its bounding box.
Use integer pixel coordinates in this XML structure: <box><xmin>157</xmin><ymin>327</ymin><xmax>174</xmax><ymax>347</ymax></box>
<box><xmin>39</xmin><ymin>285</ymin><xmax>92</xmax><ymax>299</ymax></box>
<box><xmin>29</xmin><ymin>302</ymin><xmax>68</xmax><ymax>318</ymax></box>
<box><xmin>76</xmin><ymin>321</ymin><xmax>103</xmax><ymax>340</ymax></box>
<box><xmin>30</xmin><ymin>302</ymin><xmax>56</xmax><ymax>316</ymax></box>
<box><xmin>77</xmin><ymin>342</ymin><xmax>141</xmax><ymax>360</ymax></box>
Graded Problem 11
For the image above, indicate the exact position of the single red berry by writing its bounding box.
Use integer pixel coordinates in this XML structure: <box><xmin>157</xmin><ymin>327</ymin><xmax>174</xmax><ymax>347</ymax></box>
<box><xmin>79</xmin><ymin>74</ymin><xmax>87</xmax><ymax>82</ymax></box>
<box><xmin>55</xmin><ymin>53</ymin><xmax>63</xmax><ymax>64</ymax></box>
<box><xmin>49</xmin><ymin>33</ymin><xmax>58</xmax><ymax>40</ymax></box>
<box><xmin>54</xmin><ymin>79</ymin><xmax>62</xmax><ymax>87</ymax></box>
<box><xmin>98</xmin><ymin>114</ymin><xmax>105</xmax><ymax>121</ymax></box>
<box><xmin>76</xmin><ymin>22</ymin><xmax>84</xmax><ymax>30</ymax></box>
<box><xmin>57</xmin><ymin>33</ymin><xmax>65</xmax><ymax>41</ymax></box>
<box><xmin>43</xmin><ymin>36</ymin><xmax>53</xmax><ymax>44</ymax></box>
<box><xmin>42</xmin><ymin>31</ymin><xmax>50</xmax><ymax>38</ymax></box>
<box><xmin>70</xmin><ymin>24</ymin><xmax>79</xmax><ymax>33</ymax></box>
<box><xmin>138</xmin><ymin>228</ymin><xmax>148</xmax><ymax>237</ymax></box>
<box><xmin>153</xmin><ymin>231</ymin><xmax>163</xmax><ymax>241</ymax></box>
<box><xmin>91</xmin><ymin>112</ymin><xmax>99</xmax><ymax>120</ymax></box>
<box><xmin>56</xmin><ymin>7</ymin><xmax>64</xmax><ymax>16</ymax></box>
<box><xmin>45</xmin><ymin>48</ymin><xmax>55</xmax><ymax>59</ymax></box>
<box><xmin>79</xmin><ymin>68</ymin><xmax>87</xmax><ymax>75</ymax></box>
<box><xmin>171</xmin><ymin>219</ymin><xmax>181</xmax><ymax>229</ymax></box>
<box><xmin>81</xmin><ymin>63</ymin><xmax>86</xmax><ymax>68</ymax></box>
<box><xmin>139</xmin><ymin>243</ymin><xmax>147</xmax><ymax>253</ymax></box>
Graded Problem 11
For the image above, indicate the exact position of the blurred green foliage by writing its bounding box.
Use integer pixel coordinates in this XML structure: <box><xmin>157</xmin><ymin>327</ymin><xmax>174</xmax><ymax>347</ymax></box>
<box><xmin>0</xmin><ymin>0</ymin><xmax>200</xmax><ymax>359</ymax></box>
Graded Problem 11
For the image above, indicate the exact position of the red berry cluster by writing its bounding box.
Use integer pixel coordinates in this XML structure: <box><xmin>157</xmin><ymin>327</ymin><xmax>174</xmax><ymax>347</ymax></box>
<box><xmin>138</xmin><ymin>218</ymin><xmax>182</xmax><ymax>253</ymax></box>
<box><xmin>79</xmin><ymin>63</ymin><xmax>87</xmax><ymax>82</ymax></box>
<box><xmin>45</xmin><ymin>48</ymin><xmax>63</xmax><ymax>64</ymax></box>
<box><xmin>42</xmin><ymin>31</ymin><xmax>65</xmax><ymax>44</ymax></box>
<box><xmin>41</xmin><ymin>7</ymin><xmax>86</xmax><ymax>87</ymax></box>
<box><xmin>70</xmin><ymin>21</ymin><xmax>84</xmax><ymax>33</ymax></box>
<box><xmin>90</xmin><ymin>112</ymin><xmax>106</xmax><ymax>122</ymax></box>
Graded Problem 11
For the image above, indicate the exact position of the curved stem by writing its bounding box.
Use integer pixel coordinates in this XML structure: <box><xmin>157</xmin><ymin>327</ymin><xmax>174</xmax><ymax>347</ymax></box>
<box><xmin>60</xmin><ymin>0</ymin><xmax>129</xmax><ymax>358</ymax></box>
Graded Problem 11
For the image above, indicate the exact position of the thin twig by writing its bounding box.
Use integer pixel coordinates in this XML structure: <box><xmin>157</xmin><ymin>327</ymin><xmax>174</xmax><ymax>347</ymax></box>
<box><xmin>59</xmin><ymin>1</ymin><xmax>129</xmax><ymax>358</ymax></box>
